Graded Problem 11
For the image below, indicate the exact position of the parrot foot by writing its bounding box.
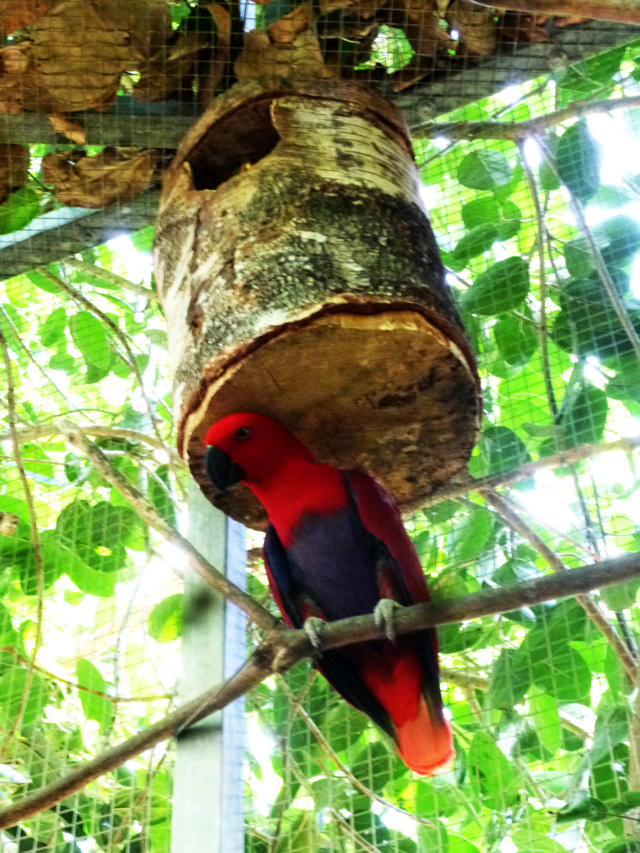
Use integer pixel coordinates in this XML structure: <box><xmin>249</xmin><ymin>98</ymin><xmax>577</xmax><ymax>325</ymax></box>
<box><xmin>303</xmin><ymin>617</ymin><xmax>326</xmax><ymax>653</ymax></box>
<box><xmin>374</xmin><ymin>598</ymin><xmax>401</xmax><ymax>642</ymax></box>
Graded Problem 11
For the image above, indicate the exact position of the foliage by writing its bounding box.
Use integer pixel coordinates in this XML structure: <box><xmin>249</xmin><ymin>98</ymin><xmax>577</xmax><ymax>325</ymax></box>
<box><xmin>1</xmin><ymin>35</ymin><xmax>640</xmax><ymax>853</ymax></box>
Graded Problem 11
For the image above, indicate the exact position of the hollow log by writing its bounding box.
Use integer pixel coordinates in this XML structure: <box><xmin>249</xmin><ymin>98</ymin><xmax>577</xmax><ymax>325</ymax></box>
<box><xmin>153</xmin><ymin>77</ymin><xmax>481</xmax><ymax>529</ymax></box>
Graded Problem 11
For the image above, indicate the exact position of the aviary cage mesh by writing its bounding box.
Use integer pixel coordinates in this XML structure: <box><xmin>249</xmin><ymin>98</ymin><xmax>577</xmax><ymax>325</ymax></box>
<box><xmin>0</xmin><ymin>3</ymin><xmax>639</xmax><ymax>853</ymax></box>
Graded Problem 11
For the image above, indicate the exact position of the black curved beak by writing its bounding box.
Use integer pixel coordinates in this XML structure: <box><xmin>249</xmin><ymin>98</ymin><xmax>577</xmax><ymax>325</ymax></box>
<box><xmin>204</xmin><ymin>445</ymin><xmax>245</xmax><ymax>493</ymax></box>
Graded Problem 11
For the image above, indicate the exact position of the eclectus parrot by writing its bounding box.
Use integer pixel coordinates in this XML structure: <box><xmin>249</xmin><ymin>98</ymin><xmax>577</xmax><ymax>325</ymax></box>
<box><xmin>203</xmin><ymin>412</ymin><xmax>453</xmax><ymax>775</ymax></box>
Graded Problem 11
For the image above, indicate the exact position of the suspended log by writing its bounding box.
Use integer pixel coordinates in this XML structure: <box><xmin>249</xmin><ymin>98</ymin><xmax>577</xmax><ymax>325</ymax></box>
<box><xmin>154</xmin><ymin>77</ymin><xmax>481</xmax><ymax>529</ymax></box>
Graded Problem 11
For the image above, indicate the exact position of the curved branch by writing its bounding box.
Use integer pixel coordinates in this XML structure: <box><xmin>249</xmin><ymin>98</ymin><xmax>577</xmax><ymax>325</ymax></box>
<box><xmin>0</xmin><ymin>422</ymin><xmax>184</xmax><ymax>467</ymax></box>
<box><xmin>1</xmin><ymin>548</ymin><xmax>638</xmax><ymax>829</ymax></box>
<box><xmin>57</xmin><ymin>420</ymin><xmax>275</xmax><ymax>631</ymax></box>
<box><xmin>0</xmin><ymin>332</ymin><xmax>45</xmax><ymax>761</ymax></box>
<box><xmin>426</xmin><ymin>435</ymin><xmax>640</xmax><ymax>504</ymax></box>
<box><xmin>420</xmin><ymin>94</ymin><xmax>640</xmax><ymax>142</ymax></box>
<box><xmin>63</xmin><ymin>258</ymin><xmax>161</xmax><ymax>303</ymax></box>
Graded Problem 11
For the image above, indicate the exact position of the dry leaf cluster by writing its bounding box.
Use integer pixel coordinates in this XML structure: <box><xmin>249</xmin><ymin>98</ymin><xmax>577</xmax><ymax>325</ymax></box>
<box><xmin>42</xmin><ymin>147</ymin><xmax>160</xmax><ymax>208</ymax></box>
<box><xmin>0</xmin><ymin>144</ymin><xmax>29</xmax><ymax>203</ymax></box>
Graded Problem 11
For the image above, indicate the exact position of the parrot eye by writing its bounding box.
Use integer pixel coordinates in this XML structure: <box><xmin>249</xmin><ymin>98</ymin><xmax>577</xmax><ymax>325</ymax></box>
<box><xmin>236</xmin><ymin>427</ymin><xmax>251</xmax><ymax>440</ymax></box>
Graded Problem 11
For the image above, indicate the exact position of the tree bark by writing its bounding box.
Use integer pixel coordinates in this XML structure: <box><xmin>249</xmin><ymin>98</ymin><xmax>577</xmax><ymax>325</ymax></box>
<box><xmin>154</xmin><ymin>78</ymin><xmax>480</xmax><ymax>528</ymax></box>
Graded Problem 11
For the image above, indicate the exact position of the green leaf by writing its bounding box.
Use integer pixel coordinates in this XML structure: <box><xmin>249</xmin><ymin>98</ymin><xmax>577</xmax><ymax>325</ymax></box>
<box><xmin>62</xmin><ymin>541</ymin><xmax>117</xmax><ymax>597</ymax></box>
<box><xmin>494</xmin><ymin>313</ymin><xmax>538</xmax><ymax>366</ymax></box>
<box><xmin>26</xmin><ymin>270</ymin><xmax>60</xmax><ymax>294</ymax></box>
<box><xmin>147</xmin><ymin>594</ymin><xmax>183</xmax><ymax>643</ymax></box>
<box><xmin>0</xmin><ymin>603</ymin><xmax>15</xmax><ymax>644</ymax></box>
<box><xmin>460</xmin><ymin>256</ymin><xmax>530</xmax><ymax>316</ymax></box>
<box><xmin>448</xmin><ymin>507</ymin><xmax>493</xmax><ymax>563</ymax></box>
<box><xmin>601</xmin><ymin>578</ymin><xmax>640</xmax><ymax>611</ymax></box>
<box><xmin>461</xmin><ymin>197</ymin><xmax>500</xmax><ymax>229</ymax></box>
<box><xmin>561</xmin><ymin>384</ymin><xmax>608</xmax><ymax>448</ymax></box>
<box><xmin>0</xmin><ymin>668</ymin><xmax>49</xmax><ymax>729</ymax></box>
<box><xmin>512</xmin><ymin>829</ymin><xmax>572</xmax><ymax>853</ymax></box>
<box><xmin>601</xmin><ymin>214</ymin><xmax>640</xmax><ymax>266</ymax></box>
<box><xmin>274</xmin><ymin>810</ymin><xmax>320</xmax><ymax>853</ymax></box>
<box><xmin>529</xmin><ymin>686</ymin><xmax>561</xmax><ymax>756</ymax></box>
<box><xmin>514</xmin><ymin>629</ymin><xmax>592</xmax><ymax>703</ymax></box>
<box><xmin>556</xmin><ymin>121</ymin><xmax>601</xmax><ymax>201</ymax></box>
<box><xmin>479</xmin><ymin>425</ymin><xmax>530</xmax><ymax>475</ymax></box>
<box><xmin>556</xmin><ymin>789</ymin><xmax>608</xmax><ymax>824</ymax></box>
<box><xmin>88</xmin><ymin>502</ymin><xmax>143</xmax><ymax>550</ymax></box>
<box><xmin>451</xmin><ymin>223</ymin><xmax>499</xmax><ymax>264</ymax></box>
<box><xmin>458</xmin><ymin>150</ymin><xmax>512</xmax><ymax>191</ymax></box>
<box><xmin>76</xmin><ymin>659</ymin><xmax>114</xmax><ymax>731</ymax></box>
<box><xmin>587</xmin><ymin>706</ymin><xmax>630</xmax><ymax>768</ymax></box>
<box><xmin>148</xmin><ymin>465</ymin><xmax>176</xmax><ymax>527</ymax></box>
<box><xmin>418</xmin><ymin>819</ymin><xmax>449</xmax><ymax>853</ymax></box>
<box><xmin>69</xmin><ymin>311</ymin><xmax>114</xmax><ymax>372</ymax></box>
<box><xmin>468</xmin><ymin>732</ymin><xmax>517</xmax><ymax>809</ymax></box>
<box><xmin>22</xmin><ymin>443</ymin><xmax>56</xmax><ymax>480</ymax></box>
<box><xmin>351</xmin><ymin>741</ymin><xmax>395</xmax><ymax>795</ymax></box>
<box><xmin>564</xmin><ymin>232</ymin><xmax>609</xmax><ymax>277</ymax></box>
<box><xmin>0</xmin><ymin>188</ymin><xmax>40</xmax><ymax>235</ymax></box>
<box><xmin>489</xmin><ymin>647</ymin><xmax>529</xmax><ymax>708</ymax></box>
<box><xmin>446</xmin><ymin>836</ymin><xmax>481</xmax><ymax>853</ymax></box>
<box><xmin>19</xmin><ymin>530</ymin><xmax>66</xmax><ymax>595</ymax></box>
<box><xmin>323</xmin><ymin>702</ymin><xmax>369</xmax><ymax>753</ymax></box>
<box><xmin>49</xmin><ymin>352</ymin><xmax>76</xmax><ymax>373</ymax></box>
<box><xmin>39</xmin><ymin>307</ymin><xmax>67</xmax><ymax>348</ymax></box>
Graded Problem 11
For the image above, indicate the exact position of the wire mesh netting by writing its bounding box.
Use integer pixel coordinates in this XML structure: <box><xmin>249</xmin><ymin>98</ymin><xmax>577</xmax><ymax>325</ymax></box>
<box><xmin>1</xmin><ymin>2</ymin><xmax>640</xmax><ymax>853</ymax></box>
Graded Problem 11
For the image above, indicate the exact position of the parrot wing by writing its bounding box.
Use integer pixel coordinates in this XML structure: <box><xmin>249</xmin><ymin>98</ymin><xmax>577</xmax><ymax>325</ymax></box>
<box><xmin>263</xmin><ymin>523</ymin><xmax>395</xmax><ymax>737</ymax></box>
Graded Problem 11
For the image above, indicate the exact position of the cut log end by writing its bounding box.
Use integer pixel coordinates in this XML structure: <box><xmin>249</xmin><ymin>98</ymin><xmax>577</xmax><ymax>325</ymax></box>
<box><xmin>185</xmin><ymin>306</ymin><xmax>480</xmax><ymax>529</ymax></box>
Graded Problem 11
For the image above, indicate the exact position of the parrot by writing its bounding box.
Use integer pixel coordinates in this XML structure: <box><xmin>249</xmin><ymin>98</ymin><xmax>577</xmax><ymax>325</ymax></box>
<box><xmin>203</xmin><ymin>412</ymin><xmax>454</xmax><ymax>775</ymax></box>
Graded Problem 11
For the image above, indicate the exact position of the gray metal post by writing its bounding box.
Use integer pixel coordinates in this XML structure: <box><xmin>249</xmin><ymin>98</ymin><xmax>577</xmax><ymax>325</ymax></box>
<box><xmin>171</xmin><ymin>482</ymin><xmax>246</xmax><ymax>853</ymax></box>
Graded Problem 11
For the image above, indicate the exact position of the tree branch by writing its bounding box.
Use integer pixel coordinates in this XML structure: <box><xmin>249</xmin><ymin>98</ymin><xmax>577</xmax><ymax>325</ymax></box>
<box><xmin>0</xmin><ymin>422</ymin><xmax>184</xmax><ymax>467</ymax></box>
<box><xmin>56</xmin><ymin>420</ymin><xmax>275</xmax><ymax>631</ymax></box>
<box><xmin>425</xmin><ymin>435</ymin><xmax>640</xmax><ymax>504</ymax></box>
<box><xmin>469</xmin><ymin>0</ymin><xmax>640</xmax><ymax>25</ymax></box>
<box><xmin>419</xmin><ymin>94</ymin><xmax>640</xmax><ymax>142</ymax></box>
<box><xmin>63</xmin><ymin>258</ymin><xmax>161</xmax><ymax>303</ymax></box>
<box><xmin>0</xmin><ymin>332</ymin><xmax>45</xmax><ymax>761</ymax></box>
<box><xmin>0</xmin><ymin>550</ymin><xmax>639</xmax><ymax>829</ymax></box>
<box><xmin>483</xmin><ymin>489</ymin><xmax>640</xmax><ymax>685</ymax></box>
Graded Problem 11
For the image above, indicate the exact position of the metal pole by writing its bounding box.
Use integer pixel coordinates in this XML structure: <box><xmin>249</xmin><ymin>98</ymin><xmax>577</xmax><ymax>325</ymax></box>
<box><xmin>171</xmin><ymin>482</ymin><xmax>246</xmax><ymax>853</ymax></box>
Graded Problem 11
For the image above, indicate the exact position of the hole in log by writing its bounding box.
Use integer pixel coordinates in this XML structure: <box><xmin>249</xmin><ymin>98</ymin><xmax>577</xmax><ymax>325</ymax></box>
<box><xmin>188</xmin><ymin>96</ymin><xmax>280</xmax><ymax>191</ymax></box>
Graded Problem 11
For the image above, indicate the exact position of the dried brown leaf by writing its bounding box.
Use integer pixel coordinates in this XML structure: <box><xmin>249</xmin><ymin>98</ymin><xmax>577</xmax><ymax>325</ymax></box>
<box><xmin>48</xmin><ymin>114</ymin><xmax>86</xmax><ymax>143</ymax></box>
<box><xmin>0</xmin><ymin>0</ymin><xmax>52</xmax><ymax>35</ymax></box>
<box><xmin>42</xmin><ymin>147</ymin><xmax>159</xmax><ymax>208</ymax></box>
<box><xmin>446</xmin><ymin>0</ymin><xmax>497</xmax><ymax>56</ymax></box>
<box><xmin>268</xmin><ymin>5</ymin><xmax>311</xmax><ymax>44</ymax></box>
<box><xmin>0</xmin><ymin>144</ymin><xmax>29</xmax><ymax>203</ymax></box>
<box><xmin>134</xmin><ymin>31</ymin><xmax>210</xmax><ymax>102</ymax></box>
<box><xmin>235</xmin><ymin>27</ymin><xmax>335</xmax><ymax>80</ymax></box>
<box><xmin>30</xmin><ymin>0</ymin><xmax>130</xmax><ymax>112</ymax></box>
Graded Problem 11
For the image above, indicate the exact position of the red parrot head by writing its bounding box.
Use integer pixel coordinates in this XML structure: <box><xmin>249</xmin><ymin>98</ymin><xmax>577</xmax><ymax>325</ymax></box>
<box><xmin>203</xmin><ymin>412</ymin><xmax>312</xmax><ymax>493</ymax></box>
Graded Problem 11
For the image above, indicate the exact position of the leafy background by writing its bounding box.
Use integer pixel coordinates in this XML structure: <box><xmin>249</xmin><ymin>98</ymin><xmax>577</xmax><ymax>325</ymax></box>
<box><xmin>1</xmin><ymin>13</ymin><xmax>640</xmax><ymax>853</ymax></box>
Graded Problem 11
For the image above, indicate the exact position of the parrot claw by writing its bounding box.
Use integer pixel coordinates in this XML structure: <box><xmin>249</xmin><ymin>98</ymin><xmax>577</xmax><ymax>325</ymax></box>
<box><xmin>303</xmin><ymin>617</ymin><xmax>326</xmax><ymax>653</ymax></box>
<box><xmin>374</xmin><ymin>598</ymin><xmax>401</xmax><ymax>643</ymax></box>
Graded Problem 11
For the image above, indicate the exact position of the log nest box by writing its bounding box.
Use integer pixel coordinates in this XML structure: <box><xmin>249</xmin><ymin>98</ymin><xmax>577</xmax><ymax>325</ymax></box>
<box><xmin>154</xmin><ymin>77</ymin><xmax>481</xmax><ymax>529</ymax></box>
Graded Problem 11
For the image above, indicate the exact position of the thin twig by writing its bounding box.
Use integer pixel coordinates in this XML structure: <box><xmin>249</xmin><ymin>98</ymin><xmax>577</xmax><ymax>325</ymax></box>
<box><xmin>0</xmin><ymin>422</ymin><xmax>183</xmax><ymax>467</ymax></box>
<box><xmin>519</xmin><ymin>142</ymin><xmax>557</xmax><ymax>417</ymax></box>
<box><xmin>425</xmin><ymin>435</ymin><xmax>640</xmax><ymax>504</ymax></box>
<box><xmin>1</xmin><ymin>553</ymin><xmax>640</xmax><ymax>827</ymax></box>
<box><xmin>420</xmin><ymin>94</ymin><xmax>640</xmax><ymax>142</ymax></box>
<box><xmin>0</xmin><ymin>646</ymin><xmax>171</xmax><ymax>704</ymax></box>
<box><xmin>37</xmin><ymin>268</ymin><xmax>174</xmax><ymax>483</ymax></box>
<box><xmin>63</xmin><ymin>258</ymin><xmax>161</xmax><ymax>303</ymax></box>
<box><xmin>0</xmin><ymin>332</ymin><xmax>45</xmax><ymax>761</ymax></box>
<box><xmin>57</xmin><ymin>419</ymin><xmax>275</xmax><ymax>631</ymax></box>
<box><xmin>482</xmin><ymin>488</ymin><xmax>640</xmax><ymax>685</ymax></box>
